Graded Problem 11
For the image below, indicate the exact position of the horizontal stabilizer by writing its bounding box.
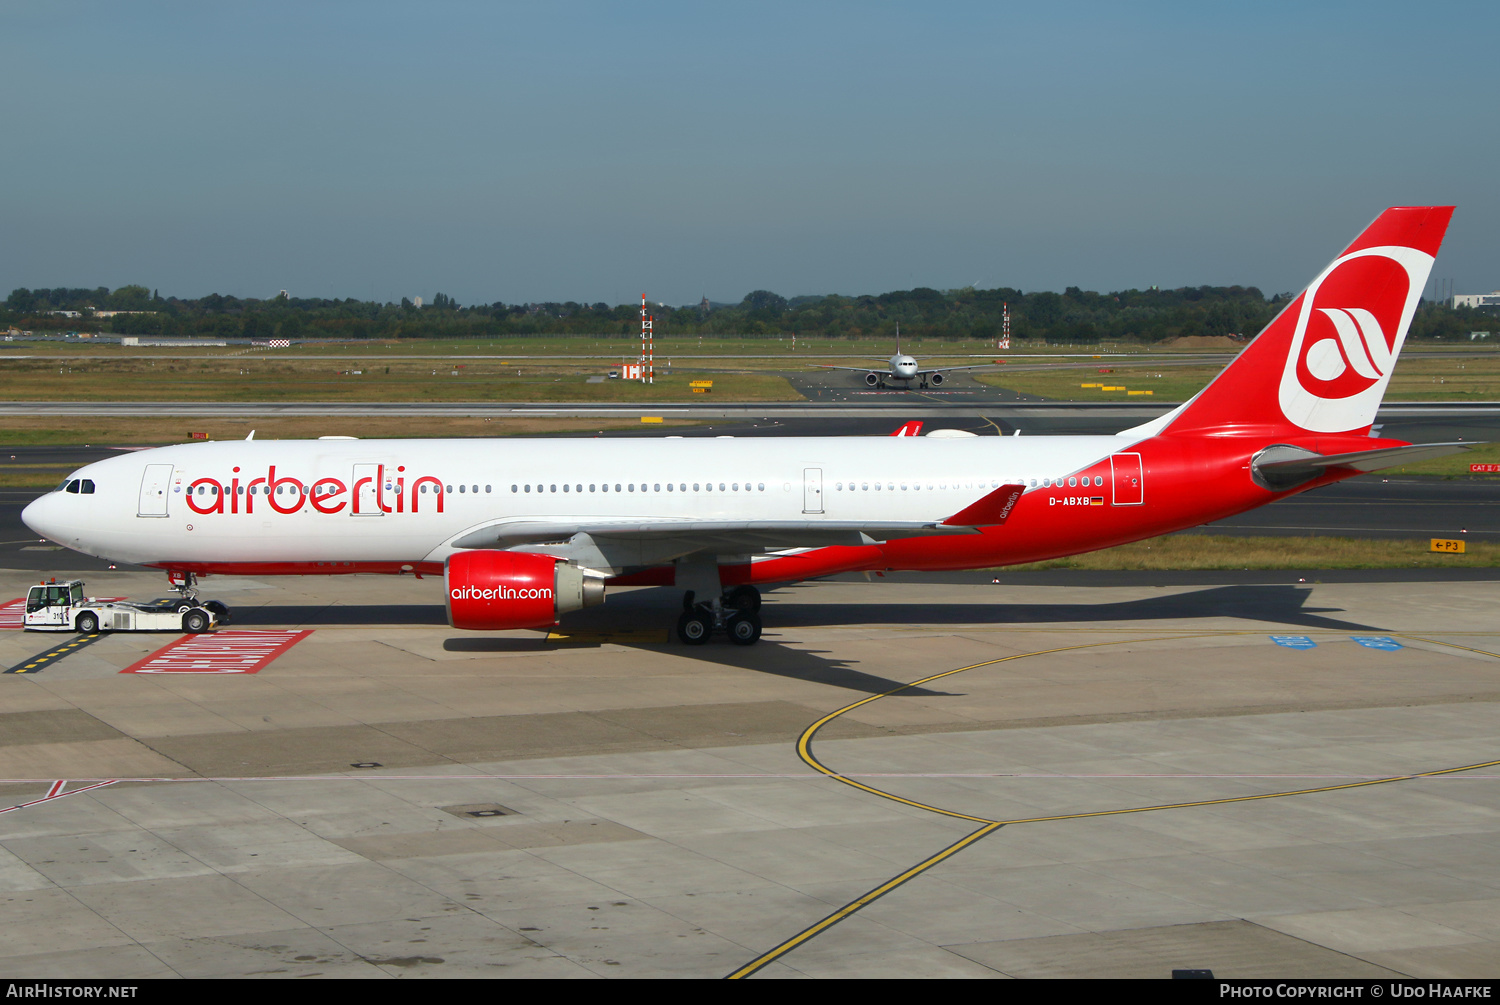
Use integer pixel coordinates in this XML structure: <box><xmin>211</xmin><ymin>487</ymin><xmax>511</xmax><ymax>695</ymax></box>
<box><xmin>1252</xmin><ymin>441</ymin><xmax>1474</xmax><ymax>491</ymax></box>
<box><xmin>941</xmin><ymin>483</ymin><xmax>1026</xmax><ymax>527</ymax></box>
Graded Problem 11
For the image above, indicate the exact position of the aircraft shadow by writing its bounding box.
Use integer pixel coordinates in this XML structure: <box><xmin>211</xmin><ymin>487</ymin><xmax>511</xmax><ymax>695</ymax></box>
<box><xmin>226</xmin><ymin>584</ymin><xmax>1371</xmax><ymax>696</ymax></box>
<box><xmin>765</xmin><ymin>584</ymin><xmax>1376</xmax><ymax>632</ymax></box>
<box><xmin>232</xmin><ymin>604</ymin><xmax>450</xmax><ymax>627</ymax></box>
<box><xmin>443</xmin><ymin>632</ymin><xmax>949</xmax><ymax>697</ymax></box>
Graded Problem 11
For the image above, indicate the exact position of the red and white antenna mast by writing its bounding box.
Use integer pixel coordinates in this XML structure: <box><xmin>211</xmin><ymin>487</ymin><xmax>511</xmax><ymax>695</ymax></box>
<box><xmin>999</xmin><ymin>302</ymin><xmax>1011</xmax><ymax>351</ymax></box>
<box><xmin>639</xmin><ymin>294</ymin><xmax>654</xmax><ymax>384</ymax></box>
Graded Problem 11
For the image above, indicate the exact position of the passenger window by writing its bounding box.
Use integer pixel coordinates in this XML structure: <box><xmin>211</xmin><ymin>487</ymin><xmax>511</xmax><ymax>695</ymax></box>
<box><xmin>667</xmin><ymin>483</ymin><xmax>674</xmax><ymax>492</ymax></box>
<box><xmin>681</xmin><ymin>483</ymin><xmax>688</xmax><ymax>491</ymax></box>
<box><xmin>654</xmin><ymin>483</ymin><xmax>661</xmax><ymax>492</ymax></box>
<box><xmin>524</xmin><ymin>485</ymin><xmax>530</xmax><ymax>493</ymax></box>
<box><xmin>628</xmin><ymin>484</ymin><xmax>634</xmax><ymax>492</ymax></box>
<box><xmin>446</xmin><ymin>485</ymin><xmax>453</xmax><ymax>493</ymax></box>
<box><xmin>512</xmin><ymin>485</ymin><xmax>518</xmax><ymax>492</ymax></box>
<box><xmin>486</xmin><ymin>485</ymin><xmax>492</xmax><ymax>493</ymax></box>
<box><xmin>550</xmin><ymin>484</ymin><xmax>557</xmax><ymax>493</ymax></box>
<box><xmin>576</xmin><ymin>485</ymin><xmax>582</xmax><ymax>493</ymax></box>
<box><xmin>615</xmin><ymin>484</ymin><xmax>621</xmax><ymax>492</ymax></box>
<box><xmin>718</xmin><ymin>483</ymin><xmax>725</xmax><ymax>491</ymax></box>
<box><xmin>459</xmin><ymin>485</ymin><xmax>466</xmax><ymax>493</ymax></box>
<box><xmin>563</xmin><ymin>484</ymin><xmax>569</xmax><ymax>492</ymax></box>
<box><xmin>758</xmin><ymin>483</ymin><xmax>764</xmax><ymax>491</ymax></box>
<box><xmin>590</xmin><ymin>484</ymin><xmax>596</xmax><ymax>492</ymax></box>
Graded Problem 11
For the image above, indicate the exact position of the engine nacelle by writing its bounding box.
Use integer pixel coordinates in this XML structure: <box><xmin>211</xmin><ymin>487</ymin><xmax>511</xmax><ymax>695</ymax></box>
<box><xmin>928</xmin><ymin>371</ymin><xmax>945</xmax><ymax>386</ymax></box>
<box><xmin>865</xmin><ymin>372</ymin><xmax>881</xmax><ymax>386</ymax></box>
<box><xmin>445</xmin><ymin>550</ymin><xmax>605</xmax><ymax>630</ymax></box>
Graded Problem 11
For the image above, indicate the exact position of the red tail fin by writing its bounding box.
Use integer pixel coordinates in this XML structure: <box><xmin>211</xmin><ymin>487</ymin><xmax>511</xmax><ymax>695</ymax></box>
<box><xmin>1157</xmin><ymin>206</ymin><xmax>1453</xmax><ymax>438</ymax></box>
<box><xmin>891</xmin><ymin>420</ymin><xmax>923</xmax><ymax>437</ymax></box>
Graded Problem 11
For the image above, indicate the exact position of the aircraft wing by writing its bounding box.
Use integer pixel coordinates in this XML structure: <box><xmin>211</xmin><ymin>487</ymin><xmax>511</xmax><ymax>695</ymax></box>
<box><xmin>451</xmin><ymin>484</ymin><xmax>1029</xmax><ymax>554</ymax></box>
<box><xmin>915</xmin><ymin>364</ymin><xmax>999</xmax><ymax>376</ymax></box>
<box><xmin>453</xmin><ymin>519</ymin><xmax>977</xmax><ymax>551</ymax></box>
<box><xmin>818</xmin><ymin>364</ymin><xmax>890</xmax><ymax>372</ymax></box>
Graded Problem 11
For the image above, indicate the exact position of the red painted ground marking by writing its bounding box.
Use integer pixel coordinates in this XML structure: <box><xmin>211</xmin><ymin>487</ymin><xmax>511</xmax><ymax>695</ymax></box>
<box><xmin>122</xmin><ymin>630</ymin><xmax>312</xmax><ymax>674</ymax></box>
<box><xmin>0</xmin><ymin>598</ymin><xmax>125</xmax><ymax>629</ymax></box>
<box><xmin>0</xmin><ymin>779</ymin><xmax>117</xmax><ymax>815</ymax></box>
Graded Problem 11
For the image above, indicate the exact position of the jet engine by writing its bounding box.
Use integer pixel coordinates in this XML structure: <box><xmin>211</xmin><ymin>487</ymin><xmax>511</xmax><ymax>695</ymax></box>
<box><xmin>865</xmin><ymin>372</ymin><xmax>881</xmax><ymax>386</ymax></box>
<box><xmin>928</xmin><ymin>371</ymin><xmax>945</xmax><ymax>386</ymax></box>
<box><xmin>445</xmin><ymin>550</ymin><xmax>605</xmax><ymax>630</ymax></box>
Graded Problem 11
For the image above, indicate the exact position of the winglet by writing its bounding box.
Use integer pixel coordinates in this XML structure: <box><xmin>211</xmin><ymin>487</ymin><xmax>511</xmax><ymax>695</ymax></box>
<box><xmin>246</xmin><ymin>430</ymin><xmax>255</xmax><ymax>441</ymax></box>
<box><xmin>891</xmin><ymin>420</ymin><xmax>923</xmax><ymax>437</ymax></box>
<box><xmin>942</xmin><ymin>484</ymin><xmax>1026</xmax><ymax>526</ymax></box>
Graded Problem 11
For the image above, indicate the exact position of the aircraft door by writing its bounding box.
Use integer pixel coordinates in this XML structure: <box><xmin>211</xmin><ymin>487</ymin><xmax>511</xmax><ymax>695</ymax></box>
<box><xmin>1110</xmin><ymin>453</ymin><xmax>1144</xmax><ymax>506</ymax></box>
<box><xmin>137</xmin><ymin>463</ymin><xmax>174</xmax><ymax>517</ymax></box>
<box><xmin>351</xmin><ymin>463</ymin><xmax>383</xmax><ymax>516</ymax></box>
<box><xmin>803</xmin><ymin>467</ymin><xmax>824</xmax><ymax>514</ymax></box>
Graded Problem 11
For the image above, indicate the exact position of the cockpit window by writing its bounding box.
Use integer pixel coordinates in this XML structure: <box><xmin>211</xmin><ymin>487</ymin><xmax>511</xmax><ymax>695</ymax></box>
<box><xmin>64</xmin><ymin>480</ymin><xmax>80</xmax><ymax>494</ymax></box>
<box><xmin>79</xmin><ymin>479</ymin><xmax>95</xmax><ymax>494</ymax></box>
<box><xmin>56</xmin><ymin>479</ymin><xmax>73</xmax><ymax>492</ymax></box>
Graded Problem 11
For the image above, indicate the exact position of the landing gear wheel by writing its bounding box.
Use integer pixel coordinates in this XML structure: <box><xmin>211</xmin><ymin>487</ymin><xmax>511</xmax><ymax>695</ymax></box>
<box><xmin>182</xmin><ymin>610</ymin><xmax>210</xmax><ymax>634</ymax></box>
<box><xmin>676</xmin><ymin>609</ymin><xmax>711</xmax><ymax>645</ymax></box>
<box><xmin>724</xmin><ymin>585</ymin><xmax>761</xmax><ymax>612</ymax></box>
<box><xmin>727</xmin><ymin>612</ymin><xmax>761</xmax><ymax>646</ymax></box>
<box><xmin>76</xmin><ymin>612</ymin><xmax>99</xmax><ymax>634</ymax></box>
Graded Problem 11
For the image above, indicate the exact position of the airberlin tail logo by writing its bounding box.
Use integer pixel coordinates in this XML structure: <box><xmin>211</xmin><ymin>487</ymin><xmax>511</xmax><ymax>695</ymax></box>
<box><xmin>1277</xmin><ymin>246</ymin><xmax>1433</xmax><ymax>433</ymax></box>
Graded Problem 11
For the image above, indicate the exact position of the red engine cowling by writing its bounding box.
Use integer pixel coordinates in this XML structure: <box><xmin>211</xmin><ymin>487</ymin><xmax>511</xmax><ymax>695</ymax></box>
<box><xmin>445</xmin><ymin>551</ymin><xmax>605</xmax><ymax>630</ymax></box>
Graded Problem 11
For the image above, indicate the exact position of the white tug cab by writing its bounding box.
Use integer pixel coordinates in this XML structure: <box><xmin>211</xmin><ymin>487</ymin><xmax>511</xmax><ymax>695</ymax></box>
<box><xmin>23</xmin><ymin>576</ymin><xmax>228</xmax><ymax>634</ymax></box>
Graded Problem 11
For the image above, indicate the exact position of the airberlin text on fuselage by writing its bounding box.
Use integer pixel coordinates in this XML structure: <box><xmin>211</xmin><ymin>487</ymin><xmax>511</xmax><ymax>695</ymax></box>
<box><xmin>450</xmin><ymin>585</ymin><xmax>553</xmax><ymax>601</ymax></box>
<box><xmin>181</xmin><ymin>464</ymin><xmax>444</xmax><ymax>517</ymax></box>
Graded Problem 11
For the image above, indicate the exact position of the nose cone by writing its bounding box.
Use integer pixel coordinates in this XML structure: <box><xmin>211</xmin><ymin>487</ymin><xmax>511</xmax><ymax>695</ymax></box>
<box><xmin>21</xmin><ymin>492</ymin><xmax>64</xmax><ymax>542</ymax></box>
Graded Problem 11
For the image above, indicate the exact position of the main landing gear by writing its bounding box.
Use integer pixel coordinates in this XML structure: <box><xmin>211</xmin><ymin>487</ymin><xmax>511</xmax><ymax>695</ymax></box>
<box><xmin>677</xmin><ymin>586</ymin><xmax>762</xmax><ymax>646</ymax></box>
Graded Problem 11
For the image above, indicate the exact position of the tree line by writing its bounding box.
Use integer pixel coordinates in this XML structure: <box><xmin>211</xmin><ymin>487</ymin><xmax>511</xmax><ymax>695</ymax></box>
<box><xmin>2</xmin><ymin>283</ymin><xmax>1489</xmax><ymax>343</ymax></box>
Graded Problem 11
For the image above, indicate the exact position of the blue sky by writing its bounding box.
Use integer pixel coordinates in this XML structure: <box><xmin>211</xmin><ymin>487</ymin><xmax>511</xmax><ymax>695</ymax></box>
<box><xmin>2</xmin><ymin>1</ymin><xmax>1495</xmax><ymax>306</ymax></box>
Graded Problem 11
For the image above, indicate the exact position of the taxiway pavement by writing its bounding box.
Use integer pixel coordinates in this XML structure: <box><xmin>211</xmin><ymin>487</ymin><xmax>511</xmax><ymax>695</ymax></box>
<box><xmin>0</xmin><ymin>569</ymin><xmax>1498</xmax><ymax>978</ymax></box>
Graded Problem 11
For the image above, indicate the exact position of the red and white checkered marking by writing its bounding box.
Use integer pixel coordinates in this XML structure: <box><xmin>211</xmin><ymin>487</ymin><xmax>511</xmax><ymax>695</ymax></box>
<box><xmin>123</xmin><ymin>630</ymin><xmax>312</xmax><ymax>674</ymax></box>
<box><xmin>1</xmin><ymin>597</ymin><xmax>125</xmax><ymax>629</ymax></box>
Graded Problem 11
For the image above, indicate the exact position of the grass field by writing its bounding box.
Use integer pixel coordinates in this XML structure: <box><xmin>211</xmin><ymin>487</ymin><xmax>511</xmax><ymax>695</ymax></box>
<box><xmin>977</xmin><ymin>351</ymin><xmax>1500</xmax><ymax>403</ymax></box>
<box><xmin>6</xmin><ymin>339</ymin><xmax>1496</xmax><ymax>404</ymax></box>
<box><xmin>1000</xmin><ymin>533</ymin><xmax>1499</xmax><ymax>570</ymax></box>
<box><xmin>0</xmin><ymin>415</ymin><xmax>705</xmax><ymax>453</ymax></box>
<box><xmin>0</xmin><ymin>356</ymin><xmax>803</xmax><ymax>402</ymax></box>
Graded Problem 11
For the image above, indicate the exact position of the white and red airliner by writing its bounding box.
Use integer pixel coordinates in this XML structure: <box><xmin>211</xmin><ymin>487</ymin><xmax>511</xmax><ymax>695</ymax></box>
<box><xmin>24</xmin><ymin>207</ymin><xmax>1467</xmax><ymax>644</ymax></box>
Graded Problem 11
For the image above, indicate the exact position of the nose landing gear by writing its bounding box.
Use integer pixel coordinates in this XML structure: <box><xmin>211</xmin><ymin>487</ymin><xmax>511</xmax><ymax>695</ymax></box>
<box><xmin>676</xmin><ymin>586</ymin><xmax>762</xmax><ymax>645</ymax></box>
